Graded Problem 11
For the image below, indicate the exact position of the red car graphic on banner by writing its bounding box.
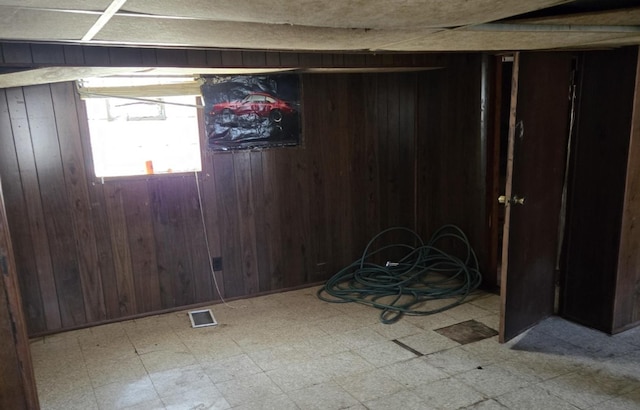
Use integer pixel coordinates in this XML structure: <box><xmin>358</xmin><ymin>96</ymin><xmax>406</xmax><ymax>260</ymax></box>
<box><xmin>210</xmin><ymin>92</ymin><xmax>296</xmax><ymax>123</ymax></box>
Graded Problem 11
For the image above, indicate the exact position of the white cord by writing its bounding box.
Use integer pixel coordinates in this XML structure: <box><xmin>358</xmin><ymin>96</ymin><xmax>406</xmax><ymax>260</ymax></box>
<box><xmin>194</xmin><ymin>171</ymin><xmax>237</xmax><ymax>308</ymax></box>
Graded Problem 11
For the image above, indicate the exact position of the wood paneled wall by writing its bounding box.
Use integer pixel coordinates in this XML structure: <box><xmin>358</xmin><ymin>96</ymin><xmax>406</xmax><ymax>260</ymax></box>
<box><xmin>0</xmin><ymin>45</ymin><xmax>487</xmax><ymax>336</ymax></box>
<box><xmin>0</xmin><ymin>72</ymin><xmax>475</xmax><ymax>336</ymax></box>
<box><xmin>416</xmin><ymin>54</ymin><xmax>487</xmax><ymax>273</ymax></box>
<box><xmin>615</xmin><ymin>50</ymin><xmax>640</xmax><ymax>331</ymax></box>
<box><xmin>0</xmin><ymin>179</ymin><xmax>39</xmax><ymax>409</ymax></box>
<box><xmin>561</xmin><ymin>47</ymin><xmax>639</xmax><ymax>333</ymax></box>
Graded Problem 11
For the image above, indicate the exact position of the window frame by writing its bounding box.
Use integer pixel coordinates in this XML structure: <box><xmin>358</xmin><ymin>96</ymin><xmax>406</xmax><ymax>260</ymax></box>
<box><xmin>80</xmin><ymin>94</ymin><xmax>206</xmax><ymax>182</ymax></box>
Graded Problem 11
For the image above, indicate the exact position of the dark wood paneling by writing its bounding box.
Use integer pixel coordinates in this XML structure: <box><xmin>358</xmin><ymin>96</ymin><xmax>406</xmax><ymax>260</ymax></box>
<box><xmin>122</xmin><ymin>180</ymin><xmax>162</xmax><ymax>313</ymax></box>
<box><xmin>181</xmin><ymin>175</ymin><xmax>214</xmax><ymax>303</ymax></box>
<box><xmin>51</xmin><ymin>82</ymin><xmax>106</xmax><ymax>323</ymax></box>
<box><xmin>562</xmin><ymin>48</ymin><xmax>638</xmax><ymax>333</ymax></box>
<box><xmin>279</xmin><ymin>53</ymin><xmax>299</xmax><ymax>67</ymax></box>
<box><xmin>0</xmin><ymin>42</ymin><xmax>447</xmax><ymax>71</ymax></box>
<box><xmin>82</xmin><ymin>46</ymin><xmax>110</xmax><ymax>66</ymax></box>
<box><xmin>156</xmin><ymin>49</ymin><xmax>188</xmax><ymax>66</ymax></box>
<box><xmin>242</xmin><ymin>51</ymin><xmax>267</xmax><ymax>67</ymax></box>
<box><xmin>0</xmin><ymin>260</ymin><xmax>30</xmax><ymax>410</ymax></box>
<box><xmin>0</xmin><ymin>54</ymin><xmax>487</xmax><ymax>335</ymax></box>
<box><xmin>299</xmin><ymin>53</ymin><xmax>323</xmax><ymax>68</ymax></box>
<box><xmin>74</xmin><ymin>91</ymin><xmax>119</xmax><ymax>319</ymax></box>
<box><xmin>213</xmin><ymin>153</ymin><xmax>244</xmax><ymax>298</ymax></box>
<box><xmin>276</xmin><ymin>148</ymin><xmax>312</xmax><ymax>287</ymax></box>
<box><xmin>0</xmin><ymin>178</ymin><xmax>39</xmax><ymax>409</ymax></box>
<box><xmin>140</xmin><ymin>49</ymin><xmax>157</xmax><ymax>66</ymax></box>
<box><xmin>221</xmin><ymin>51</ymin><xmax>243</xmax><ymax>67</ymax></box>
<box><xmin>4</xmin><ymin>88</ymin><xmax>61</xmax><ymax>331</ymax></box>
<box><xmin>206</xmin><ymin>50</ymin><xmax>223</xmax><ymax>67</ymax></box>
<box><xmin>416</xmin><ymin>54</ymin><xmax>488</xmax><ymax>275</ymax></box>
<box><xmin>0</xmin><ymin>89</ymin><xmax>45</xmax><ymax>334</ymax></box>
<box><xmin>265</xmin><ymin>52</ymin><xmax>281</xmax><ymax>67</ymax></box>
<box><xmin>108</xmin><ymin>48</ymin><xmax>143</xmax><ymax>66</ymax></box>
<box><xmin>103</xmin><ymin>182</ymin><xmax>137</xmax><ymax>316</ymax></box>
<box><xmin>249</xmin><ymin>151</ymin><xmax>271</xmax><ymax>292</ymax></box>
<box><xmin>63</xmin><ymin>46</ymin><xmax>85</xmax><ymax>65</ymax></box>
<box><xmin>31</xmin><ymin>44</ymin><xmax>64</xmax><ymax>65</ymax></box>
<box><xmin>187</xmin><ymin>50</ymin><xmax>207</xmax><ymax>67</ymax></box>
<box><xmin>150</xmin><ymin>177</ymin><xmax>195</xmax><ymax>308</ymax></box>
<box><xmin>26</xmin><ymin>84</ymin><xmax>86</xmax><ymax>328</ymax></box>
<box><xmin>199</xmin><ymin>156</ymin><xmax>224</xmax><ymax>300</ymax></box>
<box><xmin>614</xmin><ymin>51</ymin><xmax>640</xmax><ymax>331</ymax></box>
<box><xmin>1</xmin><ymin>43</ymin><xmax>32</xmax><ymax>65</ymax></box>
<box><xmin>261</xmin><ymin>149</ymin><xmax>284</xmax><ymax>290</ymax></box>
<box><xmin>234</xmin><ymin>152</ymin><xmax>260</xmax><ymax>294</ymax></box>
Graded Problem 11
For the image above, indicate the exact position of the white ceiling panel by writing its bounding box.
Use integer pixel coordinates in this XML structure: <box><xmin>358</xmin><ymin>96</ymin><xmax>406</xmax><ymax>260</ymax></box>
<box><xmin>514</xmin><ymin>7</ymin><xmax>640</xmax><ymax>26</ymax></box>
<box><xmin>381</xmin><ymin>30</ymin><xmax>640</xmax><ymax>51</ymax></box>
<box><xmin>0</xmin><ymin>1</ymin><xmax>111</xmax><ymax>11</ymax></box>
<box><xmin>96</xmin><ymin>16</ymin><xmax>439</xmax><ymax>51</ymax></box>
<box><xmin>120</xmin><ymin>0</ymin><xmax>570</xmax><ymax>29</ymax></box>
<box><xmin>0</xmin><ymin>0</ymin><xmax>638</xmax><ymax>53</ymax></box>
<box><xmin>0</xmin><ymin>7</ymin><xmax>97</xmax><ymax>40</ymax></box>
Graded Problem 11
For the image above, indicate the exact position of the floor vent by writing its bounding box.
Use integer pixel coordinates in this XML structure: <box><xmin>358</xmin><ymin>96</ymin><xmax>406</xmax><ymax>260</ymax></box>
<box><xmin>434</xmin><ymin>319</ymin><xmax>498</xmax><ymax>345</ymax></box>
<box><xmin>188</xmin><ymin>309</ymin><xmax>217</xmax><ymax>328</ymax></box>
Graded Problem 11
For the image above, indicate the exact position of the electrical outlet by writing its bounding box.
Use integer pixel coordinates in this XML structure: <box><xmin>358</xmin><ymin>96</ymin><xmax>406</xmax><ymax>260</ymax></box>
<box><xmin>212</xmin><ymin>257</ymin><xmax>223</xmax><ymax>271</ymax></box>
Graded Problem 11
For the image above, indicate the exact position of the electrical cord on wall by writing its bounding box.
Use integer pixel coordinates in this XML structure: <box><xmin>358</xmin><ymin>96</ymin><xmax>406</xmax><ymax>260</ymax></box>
<box><xmin>194</xmin><ymin>171</ymin><xmax>238</xmax><ymax>308</ymax></box>
<box><xmin>317</xmin><ymin>225</ymin><xmax>482</xmax><ymax>324</ymax></box>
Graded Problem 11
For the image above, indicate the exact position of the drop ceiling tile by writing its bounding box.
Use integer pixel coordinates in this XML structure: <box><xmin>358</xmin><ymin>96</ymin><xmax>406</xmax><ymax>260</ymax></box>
<box><xmin>0</xmin><ymin>7</ymin><xmax>98</xmax><ymax>41</ymax></box>
<box><xmin>511</xmin><ymin>6</ymin><xmax>640</xmax><ymax>26</ymax></box>
<box><xmin>96</xmin><ymin>16</ymin><xmax>439</xmax><ymax>50</ymax></box>
<box><xmin>120</xmin><ymin>0</ymin><xmax>569</xmax><ymax>29</ymax></box>
<box><xmin>0</xmin><ymin>1</ymin><xmax>110</xmax><ymax>11</ymax></box>
<box><xmin>379</xmin><ymin>29</ymin><xmax>640</xmax><ymax>51</ymax></box>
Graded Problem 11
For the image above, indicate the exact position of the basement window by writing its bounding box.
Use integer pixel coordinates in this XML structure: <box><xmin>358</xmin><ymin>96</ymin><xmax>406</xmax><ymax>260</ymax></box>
<box><xmin>79</xmin><ymin>76</ymin><xmax>202</xmax><ymax>178</ymax></box>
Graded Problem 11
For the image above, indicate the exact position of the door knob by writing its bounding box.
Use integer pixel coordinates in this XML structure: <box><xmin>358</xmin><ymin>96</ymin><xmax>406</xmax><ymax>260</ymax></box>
<box><xmin>512</xmin><ymin>195</ymin><xmax>525</xmax><ymax>205</ymax></box>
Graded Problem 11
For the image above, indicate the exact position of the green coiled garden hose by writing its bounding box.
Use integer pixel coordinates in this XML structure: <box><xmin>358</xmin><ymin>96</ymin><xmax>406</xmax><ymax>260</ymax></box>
<box><xmin>317</xmin><ymin>225</ymin><xmax>482</xmax><ymax>324</ymax></box>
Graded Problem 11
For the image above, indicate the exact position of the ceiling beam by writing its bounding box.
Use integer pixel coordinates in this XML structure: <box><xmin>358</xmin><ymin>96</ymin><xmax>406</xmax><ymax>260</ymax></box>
<box><xmin>82</xmin><ymin>0</ymin><xmax>128</xmax><ymax>41</ymax></box>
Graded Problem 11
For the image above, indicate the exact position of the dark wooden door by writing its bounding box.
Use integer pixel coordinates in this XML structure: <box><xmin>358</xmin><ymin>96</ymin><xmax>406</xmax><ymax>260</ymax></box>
<box><xmin>499</xmin><ymin>52</ymin><xmax>572</xmax><ymax>342</ymax></box>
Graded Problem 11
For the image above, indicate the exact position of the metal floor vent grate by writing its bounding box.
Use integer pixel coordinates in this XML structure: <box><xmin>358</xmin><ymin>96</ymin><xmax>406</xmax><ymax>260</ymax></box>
<box><xmin>188</xmin><ymin>309</ymin><xmax>217</xmax><ymax>328</ymax></box>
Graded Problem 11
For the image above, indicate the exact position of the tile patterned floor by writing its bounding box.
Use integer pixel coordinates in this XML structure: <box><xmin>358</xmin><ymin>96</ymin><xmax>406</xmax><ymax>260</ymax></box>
<box><xmin>30</xmin><ymin>286</ymin><xmax>640</xmax><ymax>409</ymax></box>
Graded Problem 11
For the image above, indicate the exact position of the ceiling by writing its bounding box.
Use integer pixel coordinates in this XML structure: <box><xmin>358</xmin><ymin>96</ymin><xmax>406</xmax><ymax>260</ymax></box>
<box><xmin>0</xmin><ymin>0</ymin><xmax>639</xmax><ymax>52</ymax></box>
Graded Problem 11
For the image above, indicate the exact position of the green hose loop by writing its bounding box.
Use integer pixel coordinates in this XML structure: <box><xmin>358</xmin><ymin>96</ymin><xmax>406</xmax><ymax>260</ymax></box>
<box><xmin>317</xmin><ymin>225</ymin><xmax>482</xmax><ymax>324</ymax></box>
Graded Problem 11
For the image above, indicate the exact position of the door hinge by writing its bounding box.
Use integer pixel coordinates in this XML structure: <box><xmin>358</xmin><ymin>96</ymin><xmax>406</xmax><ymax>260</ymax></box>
<box><xmin>516</xmin><ymin>120</ymin><xmax>524</xmax><ymax>140</ymax></box>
